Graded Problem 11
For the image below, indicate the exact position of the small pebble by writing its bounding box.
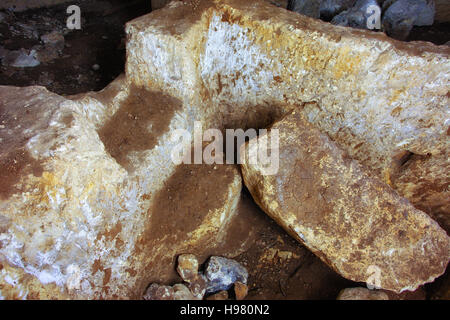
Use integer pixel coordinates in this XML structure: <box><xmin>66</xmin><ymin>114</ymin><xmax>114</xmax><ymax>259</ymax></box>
<box><xmin>234</xmin><ymin>281</ymin><xmax>248</xmax><ymax>300</ymax></box>
<box><xmin>177</xmin><ymin>254</ymin><xmax>199</xmax><ymax>283</ymax></box>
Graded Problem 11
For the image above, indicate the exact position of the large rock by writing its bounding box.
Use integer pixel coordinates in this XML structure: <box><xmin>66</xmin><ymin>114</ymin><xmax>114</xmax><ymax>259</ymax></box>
<box><xmin>382</xmin><ymin>0</ymin><xmax>435</xmax><ymax>40</ymax></box>
<box><xmin>1</xmin><ymin>0</ymin><xmax>449</xmax><ymax>299</ymax></box>
<box><xmin>435</xmin><ymin>0</ymin><xmax>450</xmax><ymax>23</ymax></box>
<box><xmin>240</xmin><ymin>111</ymin><xmax>450</xmax><ymax>293</ymax></box>
<box><xmin>126</xmin><ymin>0</ymin><xmax>449</xmax><ymax>230</ymax></box>
<box><xmin>337</xmin><ymin>287</ymin><xmax>389</xmax><ymax>300</ymax></box>
<box><xmin>0</xmin><ymin>76</ymin><xmax>244</xmax><ymax>299</ymax></box>
<box><xmin>287</xmin><ymin>0</ymin><xmax>321</xmax><ymax>18</ymax></box>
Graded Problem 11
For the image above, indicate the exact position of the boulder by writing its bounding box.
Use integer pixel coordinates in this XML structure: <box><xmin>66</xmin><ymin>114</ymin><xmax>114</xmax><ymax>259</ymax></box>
<box><xmin>0</xmin><ymin>77</ymin><xmax>244</xmax><ymax>299</ymax></box>
<box><xmin>125</xmin><ymin>0</ymin><xmax>449</xmax><ymax>230</ymax></box>
<box><xmin>240</xmin><ymin>110</ymin><xmax>450</xmax><ymax>293</ymax></box>
<box><xmin>287</xmin><ymin>0</ymin><xmax>321</xmax><ymax>18</ymax></box>
<box><xmin>1</xmin><ymin>0</ymin><xmax>449</xmax><ymax>299</ymax></box>
<box><xmin>320</xmin><ymin>0</ymin><xmax>356</xmax><ymax>20</ymax></box>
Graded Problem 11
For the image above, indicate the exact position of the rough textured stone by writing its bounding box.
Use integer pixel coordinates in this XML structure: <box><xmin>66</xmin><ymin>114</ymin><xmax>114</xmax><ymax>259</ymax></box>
<box><xmin>240</xmin><ymin>111</ymin><xmax>450</xmax><ymax>293</ymax></box>
<box><xmin>0</xmin><ymin>0</ymin><xmax>73</xmax><ymax>11</ymax></box>
<box><xmin>1</xmin><ymin>0</ymin><xmax>449</xmax><ymax>299</ymax></box>
<box><xmin>177</xmin><ymin>254</ymin><xmax>199</xmax><ymax>282</ymax></box>
<box><xmin>287</xmin><ymin>0</ymin><xmax>321</xmax><ymax>18</ymax></box>
<box><xmin>206</xmin><ymin>290</ymin><xmax>229</xmax><ymax>300</ymax></box>
<box><xmin>125</xmin><ymin>0</ymin><xmax>450</xmax><ymax>231</ymax></box>
<box><xmin>337</xmin><ymin>287</ymin><xmax>389</xmax><ymax>300</ymax></box>
<box><xmin>382</xmin><ymin>0</ymin><xmax>435</xmax><ymax>40</ymax></box>
<box><xmin>320</xmin><ymin>0</ymin><xmax>356</xmax><ymax>20</ymax></box>
<box><xmin>0</xmin><ymin>77</ymin><xmax>244</xmax><ymax>299</ymax></box>
<box><xmin>173</xmin><ymin>283</ymin><xmax>198</xmax><ymax>300</ymax></box>
<box><xmin>435</xmin><ymin>0</ymin><xmax>450</xmax><ymax>22</ymax></box>
<box><xmin>0</xmin><ymin>48</ymin><xmax>40</xmax><ymax>67</ymax></box>
<box><xmin>234</xmin><ymin>281</ymin><xmax>248</xmax><ymax>300</ymax></box>
<box><xmin>143</xmin><ymin>283</ymin><xmax>174</xmax><ymax>300</ymax></box>
<box><xmin>188</xmin><ymin>274</ymin><xmax>208</xmax><ymax>299</ymax></box>
<box><xmin>204</xmin><ymin>256</ymin><xmax>248</xmax><ymax>294</ymax></box>
<box><xmin>331</xmin><ymin>0</ymin><xmax>381</xmax><ymax>29</ymax></box>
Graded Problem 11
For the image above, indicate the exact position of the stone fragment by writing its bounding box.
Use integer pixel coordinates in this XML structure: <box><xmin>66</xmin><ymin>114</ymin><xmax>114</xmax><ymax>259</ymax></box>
<box><xmin>331</xmin><ymin>0</ymin><xmax>381</xmax><ymax>29</ymax></box>
<box><xmin>177</xmin><ymin>254</ymin><xmax>199</xmax><ymax>283</ymax></box>
<box><xmin>0</xmin><ymin>214</ymin><xmax>11</xmax><ymax>233</ymax></box>
<box><xmin>435</xmin><ymin>0</ymin><xmax>450</xmax><ymax>23</ymax></box>
<box><xmin>287</xmin><ymin>0</ymin><xmax>321</xmax><ymax>18</ymax></box>
<box><xmin>320</xmin><ymin>0</ymin><xmax>356</xmax><ymax>20</ymax></box>
<box><xmin>188</xmin><ymin>274</ymin><xmax>208</xmax><ymax>299</ymax></box>
<box><xmin>382</xmin><ymin>0</ymin><xmax>435</xmax><ymax>40</ymax></box>
<box><xmin>41</xmin><ymin>31</ymin><xmax>65</xmax><ymax>52</ymax></box>
<box><xmin>143</xmin><ymin>283</ymin><xmax>174</xmax><ymax>300</ymax></box>
<box><xmin>206</xmin><ymin>290</ymin><xmax>229</xmax><ymax>300</ymax></box>
<box><xmin>173</xmin><ymin>283</ymin><xmax>198</xmax><ymax>300</ymax></box>
<box><xmin>0</xmin><ymin>48</ymin><xmax>40</xmax><ymax>67</ymax></box>
<box><xmin>337</xmin><ymin>287</ymin><xmax>389</xmax><ymax>300</ymax></box>
<box><xmin>0</xmin><ymin>77</ymin><xmax>244</xmax><ymax>299</ymax></box>
<box><xmin>204</xmin><ymin>256</ymin><xmax>248</xmax><ymax>294</ymax></box>
<box><xmin>234</xmin><ymin>281</ymin><xmax>248</xmax><ymax>300</ymax></box>
<box><xmin>240</xmin><ymin>111</ymin><xmax>450</xmax><ymax>293</ymax></box>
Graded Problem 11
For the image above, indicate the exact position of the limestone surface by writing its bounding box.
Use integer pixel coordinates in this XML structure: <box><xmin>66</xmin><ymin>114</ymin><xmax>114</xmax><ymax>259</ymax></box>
<box><xmin>240</xmin><ymin>111</ymin><xmax>450</xmax><ymax>293</ymax></box>
<box><xmin>0</xmin><ymin>78</ymin><xmax>243</xmax><ymax>299</ymax></box>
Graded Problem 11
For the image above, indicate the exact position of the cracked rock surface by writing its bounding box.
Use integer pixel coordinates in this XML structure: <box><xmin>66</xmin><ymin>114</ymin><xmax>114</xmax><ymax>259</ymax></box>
<box><xmin>0</xmin><ymin>0</ymin><xmax>449</xmax><ymax>299</ymax></box>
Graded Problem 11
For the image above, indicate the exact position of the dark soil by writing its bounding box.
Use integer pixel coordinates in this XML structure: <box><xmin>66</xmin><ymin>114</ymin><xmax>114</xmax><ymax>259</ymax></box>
<box><xmin>98</xmin><ymin>85</ymin><xmax>182</xmax><ymax>171</ymax></box>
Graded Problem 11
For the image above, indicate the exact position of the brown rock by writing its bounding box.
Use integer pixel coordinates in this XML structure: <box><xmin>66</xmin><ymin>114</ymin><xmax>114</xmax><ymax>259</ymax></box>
<box><xmin>206</xmin><ymin>290</ymin><xmax>229</xmax><ymax>300</ymax></box>
<box><xmin>177</xmin><ymin>254</ymin><xmax>199</xmax><ymax>282</ymax></box>
<box><xmin>240</xmin><ymin>110</ymin><xmax>450</xmax><ymax>293</ymax></box>
<box><xmin>337</xmin><ymin>287</ymin><xmax>389</xmax><ymax>300</ymax></box>
<box><xmin>234</xmin><ymin>281</ymin><xmax>248</xmax><ymax>300</ymax></box>
<box><xmin>1</xmin><ymin>0</ymin><xmax>449</xmax><ymax>299</ymax></box>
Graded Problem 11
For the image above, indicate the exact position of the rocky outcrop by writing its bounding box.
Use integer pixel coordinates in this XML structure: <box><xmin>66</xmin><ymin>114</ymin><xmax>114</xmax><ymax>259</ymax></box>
<box><xmin>240</xmin><ymin>111</ymin><xmax>449</xmax><ymax>293</ymax></box>
<box><xmin>1</xmin><ymin>0</ymin><xmax>449</xmax><ymax>298</ymax></box>
<box><xmin>0</xmin><ymin>78</ymin><xmax>244</xmax><ymax>299</ymax></box>
<box><xmin>126</xmin><ymin>0</ymin><xmax>449</xmax><ymax>230</ymax></box>
<box><xmin>337</xmin><ymin>287</ymin><xmax>389</xmax><ymax>300</ymax></box>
